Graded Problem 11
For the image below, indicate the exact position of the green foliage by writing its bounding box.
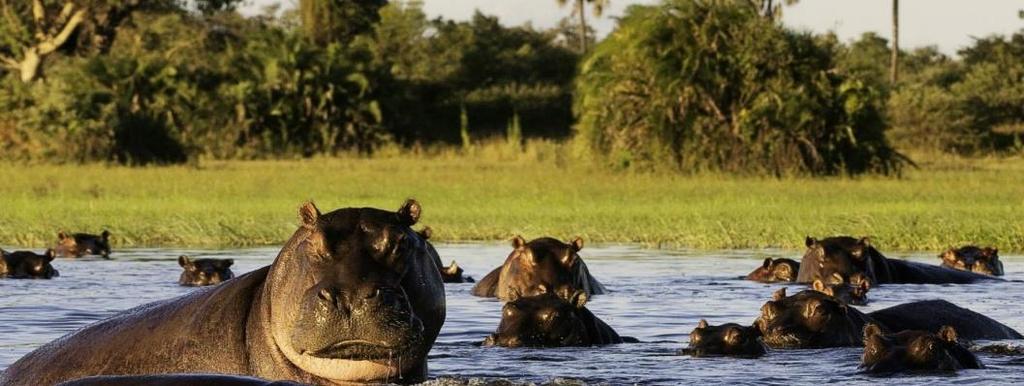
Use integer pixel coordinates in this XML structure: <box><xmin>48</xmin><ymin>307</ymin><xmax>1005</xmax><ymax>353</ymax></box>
<box><xmin>299</xmin><ymin>0</ymin><xmax>387</xmax><ymax>45</ymax></box>
<box><xmin>575</xmin><ymin>0</ymin><xmax>906</xmax><ymax>176</ymax></box>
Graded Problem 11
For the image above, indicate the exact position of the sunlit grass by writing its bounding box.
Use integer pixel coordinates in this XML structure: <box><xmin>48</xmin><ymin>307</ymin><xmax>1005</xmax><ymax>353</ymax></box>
<box><xmin>1</xmin><ymin>141</ymin><xmax>1022</xmax><ymax>252</ymax></box>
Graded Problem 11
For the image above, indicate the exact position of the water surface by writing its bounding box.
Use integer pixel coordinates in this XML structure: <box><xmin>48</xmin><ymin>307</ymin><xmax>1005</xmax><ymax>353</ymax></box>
<box><xmin>2</xmin><ymin>245</ymin><xmax>1023</xmax><ymax>385</ymax></box>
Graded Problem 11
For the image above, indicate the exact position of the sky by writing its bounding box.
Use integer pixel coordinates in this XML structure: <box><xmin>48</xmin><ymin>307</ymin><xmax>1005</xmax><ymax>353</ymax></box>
<box><xmin>244</xmin><ymin>0</ymin><xmax>1024</xmax><ymax>56</ymax></box>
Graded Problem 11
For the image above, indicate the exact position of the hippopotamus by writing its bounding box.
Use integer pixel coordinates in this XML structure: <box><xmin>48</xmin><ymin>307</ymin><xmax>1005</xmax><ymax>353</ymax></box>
<box><xmin>797</xmin><ymin>236</ymin><xmax>994</xmax><ymax>285</ymax></box>
<box><xmin>861</xmin><ymin>324</ymin><xmax>983</xmax><ymax>373</ymax></box>
<box><xmin>58</xmin><ymin>374</ymin><xmax>306</xmax><ymax>386</ymax></box>
<box><xmin>0</xmin><ymin>248</ymin><xmax>59</xmax><ymax>279</ymax></box>
<box><xmin>940</xmin><ymin>246</ymin><xmax>1004</xmax><ymax>276</ymax></box>
<box><xmin>417</xmin><ymin>227</ymin><xmax>474</xmax><ymax>283</ymax></box>
<box><xmin>55</xmin><ymin>230</ymin><xmax>111</xmax><ymax>258</ymax></box>
<box><xmin>1</xmin><ymin>200</ymin><xmax>445</xmax><ymax>385</ymax></box>
<box><xmin>745</xmin><ymin>258</ymin><xmax>799</xmax><ymax>283</ymax></box>
<box><xmin>472</xmin><ymin>236</ymin><xmax>606</xmax><ymax>301</ymax></box>
<box><xmin>683</xmin><ymin>319</ymin><xmax>766</xmax><ymax>358</ymax></box>
<box><xmin>756</xmin><ymin>289</ymin><xmax>1021</xmax><ymax>348</ymax></box>
<box><xmin>178</xmin><ymin>256</ymin><xmax>235</xmax><ymax>286</ymax></box>
<box><xmin>482</xmin><ymin>290</ymin><xmax>631</xmax><ymax>347</ymax></box>
<box><xmin>810</xmin><ymin>272</ymin><xmax>870</xmax><ymax>306</ymax></box>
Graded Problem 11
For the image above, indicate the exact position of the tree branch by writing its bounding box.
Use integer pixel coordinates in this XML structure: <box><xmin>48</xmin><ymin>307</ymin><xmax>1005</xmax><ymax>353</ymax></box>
<box><xmin>38</xmin><ymin>9</ymin><xmax>86</xmax><ymax>55</ymax></box>
<box><xmin>32</xmin><ymin>0</ymin><xmax>46</xmax><ymax>30</ymax></box>
<box><xmin>0</xmin><ymin>54</ymin><xmax>18</xmax><ymax>69</ymax></box>
<box><xmin>55</xmin><ymin>2</ymin><xmax>76</xmax><ymax>29</ymax></box>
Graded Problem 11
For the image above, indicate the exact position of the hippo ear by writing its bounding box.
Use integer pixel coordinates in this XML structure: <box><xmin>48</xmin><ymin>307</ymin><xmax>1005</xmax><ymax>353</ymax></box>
<box><xmin>222</xmin><ymin>259</ymin><xmax>235</xmax><ymax>268</ymax></box>
<box><xmin>697</xmin><ymin>319</ymin><xmax>709</xmax><ymax>329</ymax></box>
<box><xmin>863</xmin><ymin>323</ymin><xmax>883</xmax><ymax>340</ymax></box>
<box><xmin>772</xmin><ymin>287</ymin><xmax>786</xmax><ymax>301</ymax></box>
<box><xmin>418</xmin><ymin>226</ymin><xmax>433</xmax><ymax>240</ymax></box>
<box><xmin>101</xmin><ymin>230</ymin><xmax>111</xmax><ymax>240</ymax></box>
<box><xmin>298</xmin><ymin>202</ymin><xmax>321</xmax><ymax>228</ymax></box>
<box><xmin>44</xmin><ymin>249</ymin><xmax>55</xmax><ymax>261</ymax></box>
<box><xmin>508</xmin><ymin>287</ymin><xmax>523</xmax><ymax>302</ymax></box>
<box><xmin>724</xmin><ymin>328</ymin><xmax>742</xmax><ymax>344</ymax></box>
<box><xmin>444</xmin><ymin>261</ymin><xmax>460</xmax><ymax>275</ymax></box>
<box><xmin>511</xmin><ymin>235</ymin><xmax>526</xmax><ymax>249</ymax></box>
<box><xmin>829</xmin><ymin>272</ymin><xmax>845</xmax><ymax>284</ymax></box>
<box><xmin>812</xmin><ymin>279</ymin><xmax>827</xmax><ymax>293</ymax></box>
<box><xmin>178</xmin><ymin>255</ymin><xmax>194</xmax><ymax>270</ymax></box>
<box><xmin>570</xmin><ymin>290</ymin><xmax>589</xmax><ymax>308</ymax></box>
<box><xmin>571</xmin><ymin>237</ymin><xmax>584</xmax><ymax>252</ymax></box>
<box><xmin>58</xmin><ymin>231</ymin><xmax>67</xmax><ymax>240</ymax></box>
<box><xmin>851</xmin><ymin>238</ymin><xmax>870</xmax><ymax>260</ymax></box>
<box><xmin>396</xmin><ymin>199</ymin><xmax>421</xmax><ymax>226</ymax></box>
<box><xmin>762</xmin><ymin>258</ymin><xmax>773</xmax><ymax>269</ymax></box>
<box><xmin>805</xmin><ymin>236</ymin><xmax>816</xmax><ymax>248</ymax></box>
<box><xmin>938</xmin><ymin>325</ymin><xmax>958</xmax><ymax>343</ymax></box>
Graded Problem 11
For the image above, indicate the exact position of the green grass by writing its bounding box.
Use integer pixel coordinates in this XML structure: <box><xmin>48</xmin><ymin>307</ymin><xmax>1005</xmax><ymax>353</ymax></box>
<box><xmin>1</xmin><ymin>141</ymin><xmax>1023</xmax><ymax>252</ymax></box>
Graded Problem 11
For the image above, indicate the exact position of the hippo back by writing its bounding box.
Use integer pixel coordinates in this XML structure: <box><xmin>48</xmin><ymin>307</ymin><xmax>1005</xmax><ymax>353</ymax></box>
<box><xmin>0</xmin><ymin>268</ymin><xmax>268</xmax><ymax>386</ymax></box>
<box><xmin>868</xmin><ymin>300</ymin><xmax>1023</xmax><ymax>340</ymax></box>
<box><xmin>884</xmin><ymin>260</ymin><xmax>995</xmax><ymax>284</ymax></box>
<box><xmin>578</xmin><ymin>306</ymin><xmax>624</xmax><ymax>344</ymax></box>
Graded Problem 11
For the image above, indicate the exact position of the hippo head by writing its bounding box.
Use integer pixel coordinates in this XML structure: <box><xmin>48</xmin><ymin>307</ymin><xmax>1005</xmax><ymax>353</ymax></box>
<box><xmin>861</xmin><ymin>324</ymin><xmax>978</xmax><ymax>373</ymax></box>
<box><xmin>745</xmin><ymin>258</ymin><xmax>799</xmax><ymax>283</ymax></box>
<box><xmin>58</xmin><ymin>230</ymin><xmax>112</xmax><ymax>258</ymax></box>
<box><xmin>178</xmin><ymin>256</ymin><xmax>235</xmax><ymax>286</ymax></box>
<box><xmin>1</xmin><ymin>249</ymin><xmax>59</xmax><ymax>279</ymax></box>
<box><xmin>265</xmin><ymin>200</ymin><xmax>445</xmax><ymax>383</ymax></box>
<box><xmin>810</xmin><ymin>273</ymin><xmax>870</xmax><ymax>306</ymax></box>
<box><xmin>939</xmin><ymin>246</ymin><xmax>1004</xmax><ymax>276</ymax></box>
<box><xmin>686</xmin><ymin>319</ymin><xmax>766</xmax><ymax>358</ymax></box>
<box><xmin>495</xmin><ymin>236</ymin><xmax>585</xmax><ymax>301</ymax></box>
<box><xmin>797</xmin><ymin>236</ymin><xmax>878</xmax><ymax>285</ymax></box>
<box><xmin>482</xmin><ymin>290</ymin><xmax>591</xmax><ymax>348</ymax></box>
<box><xmin>442</xmin><ymin>260</ymin><xmax>466</xmax><ymax>281</ymax></box>
<box><xmin>756</xmin><ymin>288</ymin><xmax>870</xmax><ymax>348</ymax></box>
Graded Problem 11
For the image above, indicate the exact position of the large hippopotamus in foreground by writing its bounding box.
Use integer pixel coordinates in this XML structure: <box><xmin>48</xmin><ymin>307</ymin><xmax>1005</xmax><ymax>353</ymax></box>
<box><xmin>472</xmin><ymin>236</ymin><xmax>606</xmax><ymax>301</ymax></box>
<box><xmin>756</xmin><ymin>289</ymin><xmax>1021</xmax><ymax>348</ymax></box>
<box><xmin>861</xmin><ymin>323</ymin><xmax>983</xmax><ymax>374</ymax></box>
<box><xmin>797</xmin><ymin>236</ymin><xmax>994</xmax><ymax>285</ymax></box>
<box><xmin>1</xmin><ymin>200</ymin><xmax>446</xmax><ymax>385</ymax></box>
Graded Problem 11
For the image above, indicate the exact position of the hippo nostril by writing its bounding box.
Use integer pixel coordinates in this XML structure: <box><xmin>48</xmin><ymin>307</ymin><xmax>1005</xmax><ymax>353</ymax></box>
<box><xmin>318</xmin><ymin>288</ymin><xmax>335</xmax><ymax>302</ymax></box>
<box><xmin>366</xmin><ymin>288</ymin><xmax>381</xmax><ymax>299</ymax></box>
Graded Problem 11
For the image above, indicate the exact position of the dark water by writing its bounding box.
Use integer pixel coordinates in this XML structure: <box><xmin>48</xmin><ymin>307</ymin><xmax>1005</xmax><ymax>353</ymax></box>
<box><xmin>2</xmin><ymin>245</ymin><xmax>1023</xmax><ymax>385</ymax></box>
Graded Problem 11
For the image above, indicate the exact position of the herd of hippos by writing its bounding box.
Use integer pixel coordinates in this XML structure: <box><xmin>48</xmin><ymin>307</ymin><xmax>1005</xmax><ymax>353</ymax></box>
<box><xmin>0</xmin><ymin>200</ymin><xmax>1019</xmax><ymax>385</ymax></box>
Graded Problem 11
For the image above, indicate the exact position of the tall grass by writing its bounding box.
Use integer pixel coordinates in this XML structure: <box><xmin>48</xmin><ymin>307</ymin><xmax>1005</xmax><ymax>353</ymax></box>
<box><xmin>1</xmin><ymin>141</ymin><xmax>1022</xmax><ymax>252</ymax></box>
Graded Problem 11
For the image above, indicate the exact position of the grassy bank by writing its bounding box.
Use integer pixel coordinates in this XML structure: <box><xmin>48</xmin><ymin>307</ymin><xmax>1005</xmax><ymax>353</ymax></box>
<box><xmin>1</xmin><ymin>142</ymin><xmax>1022</xmax><ymax>252</ymax></box>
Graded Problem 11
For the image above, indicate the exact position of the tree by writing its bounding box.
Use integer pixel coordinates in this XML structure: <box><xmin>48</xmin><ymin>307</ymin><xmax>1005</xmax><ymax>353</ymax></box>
<box><xmin>890</xmin><ymin>0</ymin><xmax>899</xmax><ymax>84</ymax></box>
<box><xmin>555</xmin><ymin>0</ymin><xmax>608</xmax><ymax>53</ymax></box>
<box><xmin>299</xmin><ymin>0</ymin><xmax>387</xmax><ymax>44</ymax></box>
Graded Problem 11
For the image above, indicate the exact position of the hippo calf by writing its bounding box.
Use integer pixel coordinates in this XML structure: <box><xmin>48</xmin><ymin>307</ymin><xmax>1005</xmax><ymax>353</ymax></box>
<box><xmin>861</xmin><ymin>324</ymin><xmax>983</xmax><ymax>374</ymax></box>
<box><xmin>797</xmin><ymin>236</ymin><xmax>994</xmax><ymax>285</ymax></box>
<box><xmin>1</xmin><ymin>200</ymin><xmax>445</xmax><ymax>385</ymax></box>
<box><xmin>473</xmin><ymin>236</ymin><xmax>606</xmax><ymax>301</ymax></box>
<box><xmin>756</xmin><ymin>289</ymin><xmax>1021</xmax><ymax>349</ymax></box>
<box><xmin>810</xmin><ymin>273</ymin><xmax>870</xmax><ymax>306</ymax></box>
<box><xmin>940</xmin><ymin>246</ymin><xmax>1003</xmax><ymax>276</ymax></box>
<box><xmin>178</xmin><ymin>256</ymin><xmax>235</xmax><ymax>286</ymax></box>
<box><xmin>55</xmin><ymin>230</ymin><xmax>111</xmax><ymax>258</ymax></box>
<box><xmin>482</xmin><ymin>291</ymin><xmax>631</xmax><ymax>347</ymax></box>
<box><xmin>417</xmin><ymin>227</ymin><xmax>474</xmax><ymax>283</ymax></box>
<box><xmin>745</xmin><ymin>258</ymin><xmax>799</xmax><ymax>283</ymax></box>
<box><xmin>0</xmin><ymin>249</ymin><xmax>59</xmax><ymax>279</ymax></box>
<box><xmin>58</xmin><ymin>374</ymin><xmax>306</xmax><ymax>386</ymax></box>
<box><xmin>683</xmin><ymin>319</ymin><xmax>766</xmax><ymax>358</ymax></box>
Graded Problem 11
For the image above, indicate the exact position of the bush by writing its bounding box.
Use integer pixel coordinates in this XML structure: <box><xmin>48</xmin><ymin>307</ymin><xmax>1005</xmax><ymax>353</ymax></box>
<box><xmin>574</xmin><ymin>0</ymin><xmax>907</xmax><ymax>175</ymax></box>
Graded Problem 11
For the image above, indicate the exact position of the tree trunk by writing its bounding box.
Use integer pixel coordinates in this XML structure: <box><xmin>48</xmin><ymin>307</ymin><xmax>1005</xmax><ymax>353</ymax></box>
<box><xmin>577</xmin><ymin>0</ymin><xmax>588</xmax><ymax>53</ymax></box>
<box><xmin>890</xmin><ymin>0</ymin><xmax>899</xmax><ymax>84</ymax></box>
<box><xmin>19</xmin><ymin>48</ymin><xmax>42</xmax><ymax>83</ymax></box>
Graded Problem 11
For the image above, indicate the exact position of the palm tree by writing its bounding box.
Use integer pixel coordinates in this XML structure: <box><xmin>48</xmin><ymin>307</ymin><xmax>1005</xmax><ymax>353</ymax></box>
<box><xmin>556</xmin><ymin>0</ymin><xmax>608</xmax><ymax>53</ymax></box>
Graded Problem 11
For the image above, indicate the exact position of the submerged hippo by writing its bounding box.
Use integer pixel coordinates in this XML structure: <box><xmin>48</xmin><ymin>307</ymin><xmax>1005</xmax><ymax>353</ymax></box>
<box><xmin>940</xmin><ymin>246</ymin><xmax>1004</xmax><ymax>276</ymax></box>
<box><xmin>797</xmin><ymin>236</ymin><xmax>993</xmax><ymax>285</ymax></box>
<box><xmin>1</xmin><ymin>200</ymin><xmax>445</xmax><ymax>385</ymax></box>
<box><xmin>58</xmin><ymin>374</ymin><xmax>306</xmax><ymax>386</ymax></box>
<box><xmin>55</xmin><ymin>230</ymin><xmax>111</xmax><ymax>258</ymax></box>
<box><xmin>745</xmin><ymin>258</ymin><xmax>799</xmax><ymax>283</ymax></box>
<box><xmin>178</xmin><ymin>256</ymin><xmax>235</xmax><ymax>286</ymax></box>
<box><xmin>472</xmin><ymin>236</ymin><xmax>606</xmax><ymax>301</ymax></box>
<box><xmin>861</xmin><ymin>324</ymin><xmax>983</xmax><ymax>374</ymax></box>
<box><xmin>810</xmin><ymin>273</ymin><xmax>870</xmax><ymax>306</ymax></box>
<box><xmin>417</xmin><ymin>227</ymin><xmax>474</xmax><ymax>283</ymax></box>
<box><xmin>756</xmin><ymin>289</ymin><xmax>1021</xmax><ymax>348</ymax></box>
<box><xmin>683</xmin><ymin>319</ymin><xmax>766</xmax><ymax>358</ymax></box>
<box><xmin>482</xmin><ymin>290</ymin><xmax>631</xmax><ymax>347</ymax></box>
<box><xmin>0</xmin><ymin>249</ymin><xmax>59</xmax><ymax>279</ymax></box>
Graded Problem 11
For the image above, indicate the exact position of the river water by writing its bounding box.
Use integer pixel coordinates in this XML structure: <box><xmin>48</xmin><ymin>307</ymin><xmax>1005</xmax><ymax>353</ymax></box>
<box><xmin>2</xmin><ymin>244</ymin><xmax>1022</xmax><ymax>385</ymax></box>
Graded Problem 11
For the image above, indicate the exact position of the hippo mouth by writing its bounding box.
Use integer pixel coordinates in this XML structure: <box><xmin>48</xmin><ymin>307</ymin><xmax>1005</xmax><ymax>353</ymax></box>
<box><xmin>307</xmin><ymin>340</ymin><xmax>404</xmax><ymax>360</ymax></box>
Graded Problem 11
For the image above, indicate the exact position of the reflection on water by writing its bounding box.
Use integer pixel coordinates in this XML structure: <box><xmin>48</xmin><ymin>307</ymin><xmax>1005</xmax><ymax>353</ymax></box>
<box><xmin>2</xmin><ymin>245</ymin><xmax>1023</xmax><ymax>385</ymax></box>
